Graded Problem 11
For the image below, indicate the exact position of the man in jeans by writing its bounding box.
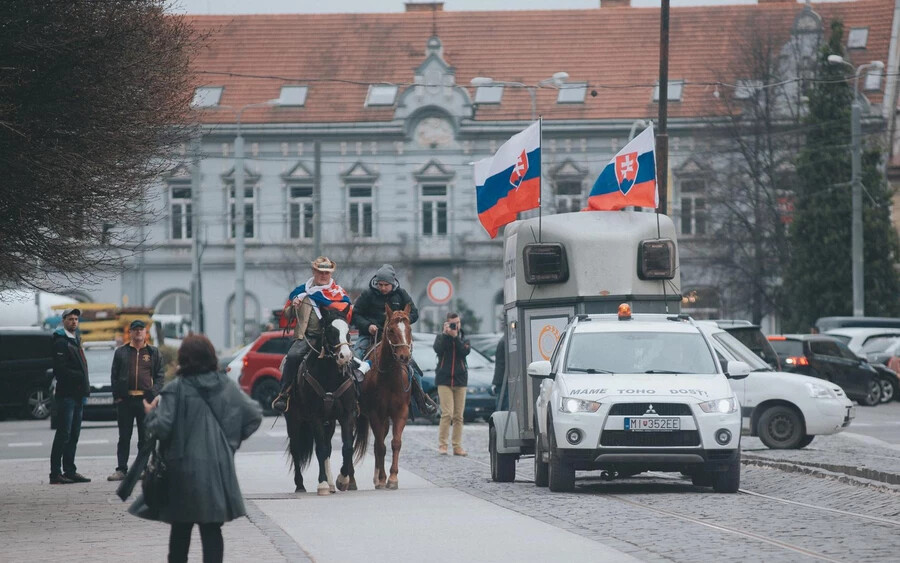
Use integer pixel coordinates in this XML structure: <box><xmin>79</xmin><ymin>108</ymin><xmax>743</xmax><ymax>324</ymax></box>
<box><xmin>107</xmin><ymin>319</ymin><xmax>165</xmax><ymax>481</ymax></box>
<box><xmin>433</xmin><ymin>312</ymin><xmax>471</xmax><ymax>456</ymax></box>
<box><xmin>49</xmin><ymin>308</ymin><xmax>92</xmax><ymax>484</ymax></box>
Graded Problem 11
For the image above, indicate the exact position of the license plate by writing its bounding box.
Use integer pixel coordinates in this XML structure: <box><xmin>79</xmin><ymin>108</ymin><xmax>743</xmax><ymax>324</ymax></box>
<box><xmin>86</xmin><ymin>396</ymin><xmax>113</xmax><ymax>406</ymax></box>
<box><xmin>624</xmin><ymin>417</ymin><xmax>680</xmax><ymax>431</ymax></box>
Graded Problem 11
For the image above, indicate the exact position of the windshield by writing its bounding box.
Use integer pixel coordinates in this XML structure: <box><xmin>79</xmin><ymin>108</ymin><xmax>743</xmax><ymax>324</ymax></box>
<box><xmin>84</xmin><ymin>348</ymin><xmax>116</xmax><ymax>387</ymax></box>
<box><xmin>769</xmin><ymin>339</ymin><xmax>803</xmax><ymax>358</ymax></box>
<box><xmin>712</xmin><ymin>332</ymin><xmax>770</xmax><ymax>370</ymax></box>
<box><xmin>564</xmin><ymin>331</ymin><xmax>717</xmax><ymax>374</ymax></box>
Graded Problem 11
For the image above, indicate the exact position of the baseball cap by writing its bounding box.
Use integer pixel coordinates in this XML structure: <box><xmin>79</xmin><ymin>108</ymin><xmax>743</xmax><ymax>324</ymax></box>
<box><xmin>61</xmin><ymin>308</ymin><xmax>81</xmax><ymax>319</ymax></box>
<box><xmin>129</xmin><ymin>319</ymin><xmax>146</xmax><ymax>330</ymax></box>
<box><xmin>311</xmin><ymin>256</ymin><xmax>336</xmax><ymax>272</ymax></box>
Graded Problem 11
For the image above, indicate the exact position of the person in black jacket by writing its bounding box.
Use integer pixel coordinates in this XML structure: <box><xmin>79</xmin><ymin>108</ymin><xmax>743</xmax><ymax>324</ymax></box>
<box><xmin>48</xmin><ymin>308</ymin><xmax>92</xmax><ymax>484</ymax></box>
<box><xmin>352</xmin><ymin>264</ymin><xmax>436</xmax><ymax>414</ymax></box>
<box><xmin>433</xmin><ymin>312</ymin><xmax>470</xmax><ymax>456</ymax></box>
<box><xmin>107</xmin><ymin>319</ymin><xmax>166</xmax><ymax>481</ymax></box>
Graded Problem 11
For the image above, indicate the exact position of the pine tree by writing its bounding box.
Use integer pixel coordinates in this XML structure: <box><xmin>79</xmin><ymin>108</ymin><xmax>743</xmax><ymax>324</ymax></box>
<box><xmin>785</xmin><ymin>20</ymin><xmax>900</xmax><ymax>331</ymax></box>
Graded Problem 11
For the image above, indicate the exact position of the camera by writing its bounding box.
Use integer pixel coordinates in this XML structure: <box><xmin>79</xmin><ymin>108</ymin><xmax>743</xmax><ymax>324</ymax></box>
<box><xmin>449</xmin><ymin>322</ymin><xmax>457</xmax><ymax>330</ymax></box>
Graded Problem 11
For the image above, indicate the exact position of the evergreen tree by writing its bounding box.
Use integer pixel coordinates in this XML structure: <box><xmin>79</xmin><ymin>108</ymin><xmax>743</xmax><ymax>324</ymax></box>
<box><xmin>785</xmin><ymin>20</ymin><xmax>900</xmax><ymax>331</ymax></box>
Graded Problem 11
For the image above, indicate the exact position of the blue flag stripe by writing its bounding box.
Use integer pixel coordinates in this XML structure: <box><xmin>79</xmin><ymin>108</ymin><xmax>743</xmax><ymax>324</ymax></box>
<box><xmin>476</xmin><ymin>148</ymin><xmax>541</xmax><ymax>214</ymax></box>
<box><xmin>589</xmin><ymin>151</ymin><xmax>655</xmax><ymax>197</ymax></box>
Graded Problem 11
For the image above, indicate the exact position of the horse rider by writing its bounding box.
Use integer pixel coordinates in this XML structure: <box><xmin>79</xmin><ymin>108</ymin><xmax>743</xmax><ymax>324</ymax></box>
<box><xmin>352</xmin><ymin>264</ymin><xmax>437</xmax><ymax>415</ymax></box>
<box><xmin>272</xmin><ymin>256</ymin><xmax>353</xmax><ymax>414</ymax></box>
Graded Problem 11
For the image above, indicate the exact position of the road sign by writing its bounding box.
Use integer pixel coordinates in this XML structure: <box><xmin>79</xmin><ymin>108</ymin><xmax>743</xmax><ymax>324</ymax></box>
<box><xmin>427</xmin><ymin>277</ymin><xmax>453</xmax><ymax>305</ymax></box>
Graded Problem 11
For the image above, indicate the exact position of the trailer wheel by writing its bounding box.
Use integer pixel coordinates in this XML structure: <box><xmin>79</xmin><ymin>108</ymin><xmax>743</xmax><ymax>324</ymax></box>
<box><xmin>533</xmin><ymin>424</ymin><xmax>549</xmax><ymax>487</ymax></box>
<box><xmin>489</xmin><ymin>425</ymin><xmax>516</xmax><ymax>483</ymax></box>
<box><xmin>547</xmin><ymin>425</ymin><xmax>575</xmax><ymax>492</ymax></box>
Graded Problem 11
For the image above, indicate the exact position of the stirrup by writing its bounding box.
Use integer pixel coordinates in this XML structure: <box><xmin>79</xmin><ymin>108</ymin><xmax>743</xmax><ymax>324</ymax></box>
<box><xmin>272</xmin><ymin>392</ymin><xmax>290</xmax><ymax>413</ymax></box>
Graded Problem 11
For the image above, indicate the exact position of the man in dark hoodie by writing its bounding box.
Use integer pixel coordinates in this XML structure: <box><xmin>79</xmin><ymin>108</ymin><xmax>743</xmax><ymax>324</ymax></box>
<box><xmin>353</xmin><ymin>264</ymin><xmax>436</xmax><ymax>414</ymax></box>
<box><xmin>49</xmin><ymin>308</ymin><xmax>92</xmax><ymax>484</ymax></box>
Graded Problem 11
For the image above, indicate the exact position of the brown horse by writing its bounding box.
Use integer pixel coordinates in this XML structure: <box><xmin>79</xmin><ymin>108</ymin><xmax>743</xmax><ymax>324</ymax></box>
<box><xmin>353</xmin><ymin>303</ymin><xmax>412</xmax><ymax>490</ymax></box>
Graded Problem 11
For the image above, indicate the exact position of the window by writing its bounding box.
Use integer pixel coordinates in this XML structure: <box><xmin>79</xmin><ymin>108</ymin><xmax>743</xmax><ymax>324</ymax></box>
<box><xmin>191</xmin><ymin>87</ymin><xmax>222</xmax><ymax>108</ymax></box>
<box><xmin>555</xmin><ymin>180</ymin><xmax>583</xmax><ymax>213</ymax></box>
<box><xmin>557</xmin><ymin>83</ymin><xmax>587</xmax><ymax>104</ymax></box>
<box><xmin>864</xmin><ymin>69</ymin><xmax>882</xmax><ymax>91</ymax></box>
<box><xmin>809</xmin><ymin>339</ymin><xmax>840</xmax><ymax>357</ymax></box>
<box><xmin>474</xmin><ymin>85</ymin><xmax>503</xmax><ymax>104</ymax></box>
<box><xmin>680</xmin><ymin>179</ymin><xmax>707</xmax><ymax>236</ymax></box>
<box><xmin>170</xmin><ymin>185</ymin><xmax>192</xmax><ymax>240</ymax></box>
<box><xmin>348</xmin><ymin>185</ymin><xmax>373</xmax><ymax>237</ymax></box>
<box><xmin>653</xmin><ymin>80</ymin><xmax>683</xmax><ymax>102</ymax></box>
<box><xmin>421</xmin><ymin>184</ymin><xmax>448</xmax><ymax>236</ymax></box>
<box><xmin>279</xmin><ymin>85</ymin><xmax>308</xmax><ymax>106</ymax></box>
<box><xmin>288</xmin><ymin>186</ymin><xmax>314</xmax><ymax>239</ymax></box>
<box><xmin>258</xmin><ymin>337</ymin><xmax>292</xmax><ymax>355</ymax></box>
<box><xmin>155</xmin><ymin>292</ymin><xmax>191</xmax><ymax>315</ymax></box>
<box><xmin>365</xmin><ymin>85</ymin><xmax>398</xmax><ymax>106</ymax></box>
<box><xmin>734</xmin><ymin>79</ymin><xmax>762</xmax><ymax>100</ymax></box>
<box><xmin>848</xmin><ymin>27</ymin><xmax>869</xmax><ymax>49</ymax></box>
<box><xmin>228</xmin><ymin>186</ymin><xmax>256</xmax><ymax>239</ymax></box>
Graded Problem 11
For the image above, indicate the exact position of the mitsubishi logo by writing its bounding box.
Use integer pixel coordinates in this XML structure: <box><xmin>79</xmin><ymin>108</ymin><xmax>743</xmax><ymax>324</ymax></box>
<box><xmin>644</xmin><ymin>404</ymin><xmax>657</xmax><ymax>415</ymax></box>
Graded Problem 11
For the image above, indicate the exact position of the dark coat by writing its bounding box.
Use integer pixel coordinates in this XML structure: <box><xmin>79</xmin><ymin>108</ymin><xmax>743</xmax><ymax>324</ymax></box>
<box><xmin>433</xmin><ymin>332</ymin><xmax>470</xmax><ymax>387</ymax></box>
<box><xmin>352</xmin><ymin>287</ymin><xmax>418</xmax><ymax>333</ymax></box>
<box><xmin>492</xmin><ymin>336</ymin><xmax>507</xmax><ymax>389</ymax></box>
<box><xmin>129</xmin><ymin>371</ymin><xmax>262</xmax><ymax>524</ymax></box>
<box><xmin>110</xmin><ymin>344</ymin><xmax>165</xmax><ymax>401</ymax></box>
<box><xmin>52</xmin><ymin>328</ymin><xmax>90</xmax><ymax>399</ymax></box>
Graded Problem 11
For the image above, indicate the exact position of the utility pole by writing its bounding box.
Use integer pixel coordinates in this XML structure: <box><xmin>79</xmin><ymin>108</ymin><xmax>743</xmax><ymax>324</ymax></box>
<box><xmin>314</xmin><ymin>141</ymin><xmax>322</xmax><ymax>258</ymax></box>
<box><xmin>657</xmin><ymin>0</ymin><xmax>670</xmax><ymax>216</ymax></box>
<box><xmin>190</xmin><ymin>136</ymin><xmax>202</xmax><ymax>334</ymax></box>
<box><xmin>850</xmin><ymin>92</ymin><xmax>864</xmax><ymax>316</ymax></box>
<box><xmin>234</xmin><ymin>129</ymin><xmax>246</xmax><ymax>346</ymax></box>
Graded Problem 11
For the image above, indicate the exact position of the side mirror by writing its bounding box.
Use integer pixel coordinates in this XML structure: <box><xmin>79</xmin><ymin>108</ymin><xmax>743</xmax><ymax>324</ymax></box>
<box><xmin>527</xmin><ymin>360</ymin><xmax>553</xmax><ymax>379</ymax></box>
<box><xmin>725</xmin><ymin>360</ymin><xmax>751</xmax><ymax>380</ymax></box>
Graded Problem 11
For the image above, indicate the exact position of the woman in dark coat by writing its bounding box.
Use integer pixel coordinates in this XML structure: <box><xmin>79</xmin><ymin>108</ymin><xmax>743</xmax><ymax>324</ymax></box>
<box><xmin>129</xmin><ymin>334</ymin><xmax>262</xmax><ymax>563</ymax></box>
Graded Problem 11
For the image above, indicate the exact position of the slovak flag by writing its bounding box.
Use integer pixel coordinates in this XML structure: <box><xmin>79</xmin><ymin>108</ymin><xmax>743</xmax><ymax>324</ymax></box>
<box><xmin>585</xmin><ymin>125</ymin><xmax>658</xmax><ymax>211</ymax></box>
<box><xmin>475</xmin><ymin>121</ymin><xmax>541</xmax><ymax>238</ymax></box>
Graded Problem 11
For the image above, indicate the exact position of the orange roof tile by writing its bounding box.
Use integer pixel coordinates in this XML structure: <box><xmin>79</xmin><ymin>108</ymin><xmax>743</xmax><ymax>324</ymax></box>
<box><xmin>186</xmin><ymin>0</ymin><xmax>894</xmax><ymax>124</ymax></box>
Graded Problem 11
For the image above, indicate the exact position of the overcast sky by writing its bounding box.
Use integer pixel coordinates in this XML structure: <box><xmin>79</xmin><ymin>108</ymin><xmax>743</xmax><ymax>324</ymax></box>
<box><xmin>172</xmin><ymin>0</ymin><xmax>809</xmax><ymax>15</ymax></box>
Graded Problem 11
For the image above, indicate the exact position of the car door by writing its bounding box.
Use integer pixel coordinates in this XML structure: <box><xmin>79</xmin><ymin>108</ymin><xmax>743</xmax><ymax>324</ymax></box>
<box><xmin>834</xmin><ymin>340</ymin><xmax>876</xmax><ymax>398</ymax></box>
<box><xmin>806</xmin><ymin>338</ymin><xmax>841</xmax><ymax>384</ymax></box>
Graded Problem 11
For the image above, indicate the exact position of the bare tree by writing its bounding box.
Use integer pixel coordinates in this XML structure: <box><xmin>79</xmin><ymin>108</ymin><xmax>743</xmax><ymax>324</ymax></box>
<box><xmin>0</xmin><ymin>1</ymin><xmax>201</xmax><ymax>294</ymax></box>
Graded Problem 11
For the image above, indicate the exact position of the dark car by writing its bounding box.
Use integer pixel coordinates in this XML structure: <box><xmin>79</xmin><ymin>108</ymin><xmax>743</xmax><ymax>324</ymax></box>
<box><xmin>767</xmin><ymin>334</ymin><xmax>881</xmax><ymax>406</ymax></box>
<box><xmin>49</xmin><ymin>341</ymin><xmax>118</xmax><ymax>428</ymax></box>
<box><xmin>411</xmin><ymin>333</ymin><xmax>495</xmax><ymax>423</ymax></box>
<box><xmin>861</xmin><ymin>336</ymin><xmax>900</xmax><ymax>402</ymax></box>
<box><xmin>0</xmin><ymin>328</ymin><xmax>54</xmax><ymax>420</ymax></box>
<box><xmin>711</xmin><ymin>320</ymin><xmax>781</xmax><ymax>370</ymax></box>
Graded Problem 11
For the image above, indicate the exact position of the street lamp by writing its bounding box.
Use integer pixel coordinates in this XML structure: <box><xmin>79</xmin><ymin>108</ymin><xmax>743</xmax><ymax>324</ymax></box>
<box><xmin>826</xmin><ymin>55</ymin><xmax>884</xmax><ymax>317</ymax></box>
<box><xmin>470</xmin><ymin>72</ymin><xmax>569</xmax><ymax>120</ymax></box>
<box><xmin>233</xmin><ymin>98</ymin><xmax>279</xmax><ymax>345</ymax></box>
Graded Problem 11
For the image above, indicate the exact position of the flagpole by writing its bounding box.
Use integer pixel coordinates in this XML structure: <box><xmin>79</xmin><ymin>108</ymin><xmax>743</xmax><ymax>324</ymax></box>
<box><xmin>538</xmin><ymin>116</ymin><xmax>543</xmax><ymax>243</ymax></box>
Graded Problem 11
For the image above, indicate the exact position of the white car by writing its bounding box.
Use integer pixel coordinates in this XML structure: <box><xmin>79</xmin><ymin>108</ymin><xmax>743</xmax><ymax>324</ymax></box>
<box><xmin>224</xmin><ymin>342</ymin><xmax>253</xmax><ymax>385</ymax></box>
<box><xmin>531</xmin><ymin>311</ymin><xmax>747</xmax><ymax>493</ymax></box>
<box><xmin>697</xmin><ymin>323</ymin><xmax>854</xmax><ymax>449</ymax></box>
<box><xmin>825</xmin><ymin>327</ymin><xmax>900</xmax><ymax>353</ymax></box>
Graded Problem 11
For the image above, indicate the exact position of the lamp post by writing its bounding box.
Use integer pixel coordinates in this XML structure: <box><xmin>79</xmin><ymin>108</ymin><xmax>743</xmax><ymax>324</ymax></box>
<box><xmin>233</xmin><ymin>99</ymin><xmax>279</xmax><ymax>345</ymax></box>
<box><xmin>470</xmin><ymin>72</ymin><xmax>569</xmax><ymax>121</ymax></box>
<box><xmin>826</xmin><ymin>55</ymin><xmax>884</xmax><ymax>317</ymax></box>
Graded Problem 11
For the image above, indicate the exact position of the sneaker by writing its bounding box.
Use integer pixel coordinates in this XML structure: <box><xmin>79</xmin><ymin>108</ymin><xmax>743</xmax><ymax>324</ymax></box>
<box><xmin>453</xmin><ymin>447</ymin><xmax>468</xmax><ymax>457</ymax></box>
<box><xmin>64</xmin><ymin>472</ymin><xmax>91</xmax><ymax>483</ymax></box>
<box><xmin>49</xmin><ymin>474</ymin><xmax>73</xmax><ymax>485</ymax></box>
<box><xmin>438</xmin><ymin>445</ymin><xmax>448</xmax><ymax>455</ymax></box>
<box><xmin>107</xmin><ymin>470</ymin><xmax>126</xmax><ymax>482</ymax></box>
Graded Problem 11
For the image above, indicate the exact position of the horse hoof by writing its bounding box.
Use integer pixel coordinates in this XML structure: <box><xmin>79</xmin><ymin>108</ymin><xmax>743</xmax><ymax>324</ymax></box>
<box><xmin>336</xmin><ymin>475</ymin><xmax>349</xmax><ymax>492</ymax></box>
<box><xmin>374</xmin><ymin>482</ymin><xmax>385</xmax><ymax>490</ymax></box>
<box><xmin>386</xmin><ymin>479</ymin><xmax>398</xmax><ymax>490</ymax></box>
<box><xmin>349</xmin><ymin>477</ymin><xmax>358</xmax><ymax>491</ymax></box>
<box><xmin>329</xmin><ymin>484</ymin><xmax>336</xmax><ymax>493</ymax></box>
<box><xmin>317</xmin><ymin>483</ymin><xmax>331</xmax><ymax>496</ymax></box>
<box><xmin>295</xmin><ymin>486</ymin><xmax>306</xmax><ymax>493</ymax></box>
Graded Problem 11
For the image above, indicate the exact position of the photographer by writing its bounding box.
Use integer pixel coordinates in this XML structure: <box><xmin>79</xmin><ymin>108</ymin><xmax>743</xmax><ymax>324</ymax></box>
<box><xmin>432</xmin><ymin>312</ymin><xmax>470</xmax><ymax>456</ymax></box>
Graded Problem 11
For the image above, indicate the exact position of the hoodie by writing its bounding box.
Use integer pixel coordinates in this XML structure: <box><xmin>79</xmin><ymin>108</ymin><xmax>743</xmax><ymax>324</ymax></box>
<box><xmin>353</xmin><ymin>265</ymin><xmax>418</xmax><ymax>333</ymax></box>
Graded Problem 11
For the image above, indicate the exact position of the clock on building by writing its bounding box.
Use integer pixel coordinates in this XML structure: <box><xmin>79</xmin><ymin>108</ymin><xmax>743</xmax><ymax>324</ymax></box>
<box><xmin>413</xmin><ymin>117</ymin><xmax>454</xmax><ymax>148</ymax></box>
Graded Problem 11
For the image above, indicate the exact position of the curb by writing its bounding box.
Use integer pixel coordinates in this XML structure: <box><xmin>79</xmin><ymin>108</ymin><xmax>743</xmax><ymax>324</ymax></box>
<box><xmin>742</xmin><ymin>454</ymin><xmax>900</xmax><ymax>493</ymax></box>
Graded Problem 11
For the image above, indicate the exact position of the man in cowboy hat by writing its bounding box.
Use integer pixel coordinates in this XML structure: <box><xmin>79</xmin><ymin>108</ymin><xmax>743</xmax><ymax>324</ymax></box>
<box><xmin>272</xmin><ymin>256</ymin><xmax>352</xmax><ymax>414</ymax></box>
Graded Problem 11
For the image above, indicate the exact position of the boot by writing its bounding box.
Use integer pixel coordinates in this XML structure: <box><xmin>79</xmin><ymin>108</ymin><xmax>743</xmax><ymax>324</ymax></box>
<box><xmin>410</xmin><ymin>372</ymin><xmax>437</xmax><ymax>415</ymax></box>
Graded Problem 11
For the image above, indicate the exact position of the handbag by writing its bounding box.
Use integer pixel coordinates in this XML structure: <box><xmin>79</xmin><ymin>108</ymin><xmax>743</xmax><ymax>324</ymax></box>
<box><xmin>141</xmin><ymin>439</ymin><xmax>168</xmax><ymax>510</ymax></box>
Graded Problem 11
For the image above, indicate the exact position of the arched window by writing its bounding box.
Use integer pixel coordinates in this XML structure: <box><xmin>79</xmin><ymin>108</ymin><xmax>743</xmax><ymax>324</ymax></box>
<box><xmin>154</xmin><ymin>291</ymin><xmax>191</xmax><ymax>315</ymax></box>
<box><xmin>226</xmin><ymin>292</ymin><xmax>261</xmax><ymax>347</ymax></box>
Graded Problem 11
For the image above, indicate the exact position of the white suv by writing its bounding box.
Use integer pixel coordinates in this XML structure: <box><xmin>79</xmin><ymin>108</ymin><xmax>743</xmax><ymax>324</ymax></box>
<box><xmin>531</xmin><ymin>310</ymin><xmax>747</xmax><ymax>493</ymax></box>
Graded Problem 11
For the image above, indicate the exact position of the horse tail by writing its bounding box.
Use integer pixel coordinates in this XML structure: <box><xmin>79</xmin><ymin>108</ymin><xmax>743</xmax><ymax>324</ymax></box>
<box><xmin>353</xmin><ymin>411</ymin><xmax>369</xmax><ymax>464</ymax></box>
<box><xmin>286</xmin><ymin>416</ymin><xmax>314</xmax><ymax>472</ymax></box>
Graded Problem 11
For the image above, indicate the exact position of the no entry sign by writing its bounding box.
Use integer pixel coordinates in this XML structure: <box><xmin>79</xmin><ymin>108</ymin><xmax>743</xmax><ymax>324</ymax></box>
<box><xmin>427</xmin><ymin>277</ymin><xmax>453</xmax><ymax>305</ymax></box>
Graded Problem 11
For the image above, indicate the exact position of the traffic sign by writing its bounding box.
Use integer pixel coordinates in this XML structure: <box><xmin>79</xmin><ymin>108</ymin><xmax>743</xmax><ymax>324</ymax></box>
<box><xmin>427</xmin><ymin>277</ymin><xmax>453</xmax><ymax>305</ymax></box>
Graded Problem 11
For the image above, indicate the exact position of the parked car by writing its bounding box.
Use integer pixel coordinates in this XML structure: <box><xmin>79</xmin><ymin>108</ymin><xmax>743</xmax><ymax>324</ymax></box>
<box><xmin>467</xmin><ymin>333</ymin><xmax>502</xmax><ymax>362</ymax></box>
<box><xmin>815</xmin><ymin>316</ymin><xmax>900</xmax><ymax>332</ymax></box>
<box><xmin>237</xmin><ymin>331</ymin><xmax>292</xmax><ymax>415</ymax></box>
<box><xmin>49</xmin><ymin>341</ymin><xmax>118</xmax><ymax>428</ymax></box>
<box><xmin>0</xmin><ymin>328</ymin><xmax>54</xmax><ymax>420</ymax></box>
<box><xmin>221</xmin><ymin>342</ymin><xmax>252</xmax><ymax>383</ymax></box>
<box><xmin>710</xmin><ymin>320</ymin><xmax>781</xmax><ymax>370</ymax></box>
<box><xmin>824</xmin><ymin>327</ymin><xmax>900</xmax><ymax>353</ymax></box>
<box><xmin>411</xmin><ymin>332</ymin><xmax>495</xmax><ymax>423</ymax></box>
<box><xmin>767</xmin><ymin>335</ymin><xmax>881</xmax><ymax>406</ymax></box>
<box><xmin>697</xmin><ymin>323</ymin><xmax>854</xmax><ymax>449</ymax></box>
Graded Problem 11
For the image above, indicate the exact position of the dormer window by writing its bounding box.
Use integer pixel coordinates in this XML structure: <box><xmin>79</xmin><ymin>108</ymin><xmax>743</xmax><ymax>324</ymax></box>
<box><xmin>848</xmin><ymin>27</ymin><xmax>869</xmax><ymax>49</ymax></box>
<box><xmin>653</xmin><ymin>81</ymin><xmax>683</xmax><ymax>102</ymax></box>
<box><xmin>557</xmin><ymin>83</ymin><xmax>587</xmax><ymax>104</ymax></box>
<box><xmin>279</xmin><ymin>85</ymin><xmax>308</xmax><ymax>106</ymax></box>
<box><xmin>191</xmin><ymin>86</ymin><xmax>223</xmax><ymax>108</ymax></box>
<box><xmin>365</xmin><ymin>84</ymin><xmax>398</xmax><ymax>106</ymax></box>
<box><xmin>474</xmin><ymin>85</ymin><xmax>503</xmax><ymax>104</ymax></box>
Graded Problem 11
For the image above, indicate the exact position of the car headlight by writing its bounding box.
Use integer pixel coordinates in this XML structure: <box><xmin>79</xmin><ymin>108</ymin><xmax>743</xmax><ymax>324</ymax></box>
<box><xmin>698</xmin><ymin>397</ymin><xmax>737</xmax><ymax>414</ymax></box>
<box><xmin>559</xmin><ymin>397</ymin><xmax>601</xmax><ymax>413</ymax></box>
<box><xmin>467</xmin><ymin>386</ymin><xmax>489</xmax><ymax>395</ymax></box>
<box><xmin>806</xmin><ymin>382</ymin><xmax>837</xmax><ymax>399</ymax></box>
